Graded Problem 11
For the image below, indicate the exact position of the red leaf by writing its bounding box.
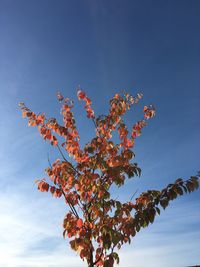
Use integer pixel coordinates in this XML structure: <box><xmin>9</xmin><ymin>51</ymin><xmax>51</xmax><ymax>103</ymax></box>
<box><xmin>53</xmin><ymin>188</ymin><xmax>62</xmax><ymax>198</ymax></box>
<box><xmin>77</xmin><ymin>90</ymin><xmax>86</xmax><ymax>100</ymax></box>
<box><xmin>37</xmin><ymin>181</ymin><xmax>49</xmax><ymax>192</ymax></box>
<box><xmin>77</xmin><ymin>218</ymin><xmax>83</xmax><ymax>228</ymax></box>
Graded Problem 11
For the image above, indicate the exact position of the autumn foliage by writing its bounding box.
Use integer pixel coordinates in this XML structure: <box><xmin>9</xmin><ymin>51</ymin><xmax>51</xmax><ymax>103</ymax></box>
<box><xmin>19</xmin><ymin>90</ymin><xmax>199</xmax><ymax>267</ymax></box>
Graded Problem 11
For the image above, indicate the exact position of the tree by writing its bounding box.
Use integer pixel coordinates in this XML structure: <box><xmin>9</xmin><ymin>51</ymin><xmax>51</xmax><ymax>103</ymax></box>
<box><xmin>19</xmin><ymin>90</ymin><xmax>199</xmax><ymax>267</ymax></box>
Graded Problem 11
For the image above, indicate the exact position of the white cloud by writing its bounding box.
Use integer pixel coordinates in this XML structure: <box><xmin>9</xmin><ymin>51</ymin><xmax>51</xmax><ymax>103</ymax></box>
<box><xmin>0</xmin><ymin>191</ymin><xmax>84</xmax><ymax>267</ymax></box>
<box><xmin>0</xmin><ymin>94</ymin><xmax>199</xmax><ymax>267</ymax></box>
<box><xmin>0</xmin><ymin>188</ymin><xmax>199</xmax><ymax>267</ymax></box>
<box><xmin>119</xmin><ymin>201</ymin><xmax>200</xmax><ymax>267</ymax></box>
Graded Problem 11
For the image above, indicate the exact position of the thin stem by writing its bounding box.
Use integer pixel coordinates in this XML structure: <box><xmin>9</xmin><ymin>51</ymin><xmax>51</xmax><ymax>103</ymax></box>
<box><xmin>47</xmin><ymin>154</ymin><xmax>78</xmax><ymax>217</ymax></box>
<box><xmin>47</xmin><ymin>153</ymin><xmax>52</xmax><ymax>168</ymax></box>
<box><xmin>60</xmin><ymin>188</ymin><xmax>79</xmax><ymax>218</ymax></box>
<box><xmin>130</xmin><ymin>188</ymin><xmax>139</xmax><ymax>201</ymax></box>
<box><xmin>93</xmin><ymin>248</ymin><xmax>104</xmax><ymax>265</ymax></box>
<box><xmin>92</xmin><ymin>118</ymin><xmax>97</xmax><ymax>128</ymax></box>
<box><xmin>57</xmin><ymin>145</ymin><xmax>79</xmax><ymax>175</ymax></box>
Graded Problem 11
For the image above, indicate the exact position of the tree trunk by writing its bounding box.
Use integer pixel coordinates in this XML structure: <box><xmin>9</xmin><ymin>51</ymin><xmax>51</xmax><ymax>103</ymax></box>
<box><xmin>87</xmin><ymin>247</ymin><xmax>94</xmax><ymax>267</ymax></box>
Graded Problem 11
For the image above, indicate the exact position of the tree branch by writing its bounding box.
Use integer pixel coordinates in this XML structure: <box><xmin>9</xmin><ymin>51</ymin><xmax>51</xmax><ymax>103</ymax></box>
<box><xmin>57</xmin><ymin>145</ymin><xmax>79</xmax><ymax>175</ymax></box>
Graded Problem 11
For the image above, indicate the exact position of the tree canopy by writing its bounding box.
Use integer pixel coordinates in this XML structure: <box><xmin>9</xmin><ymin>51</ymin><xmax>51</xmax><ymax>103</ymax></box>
<box><xmin>19</xmin><ymin>90</ymin><xmax>199</xmax><ymax>267</ymax></box>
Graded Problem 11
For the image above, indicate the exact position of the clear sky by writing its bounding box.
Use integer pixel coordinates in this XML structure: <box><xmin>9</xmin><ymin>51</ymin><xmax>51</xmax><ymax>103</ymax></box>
<box><xmin>0</xmin><ymin>1</ymin><xmax>199</xmax><ymax>266</ymax></box>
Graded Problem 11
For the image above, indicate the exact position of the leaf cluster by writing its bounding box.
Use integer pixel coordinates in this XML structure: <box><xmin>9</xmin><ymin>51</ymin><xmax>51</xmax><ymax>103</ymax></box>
<box><xmin>19</xmin><ymin>90</ymin><xmax>199</xmax><ymax>267</ymax></box>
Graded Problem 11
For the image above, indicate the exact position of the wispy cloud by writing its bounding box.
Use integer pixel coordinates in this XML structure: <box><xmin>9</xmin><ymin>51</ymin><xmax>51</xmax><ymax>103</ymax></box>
<box><xmin>0</xmin><ymin>105</ymin><xmax>199</xmax><ymax>267</ymax></box>
<box><xmin>0</xmin><ymin>186</ymin><xmax>199</xmax><ymax>267</ymax></box>
<box><xmin>0</xmin><ymin>191</ymin><xmax>83</xmax><ymax>267</ymax></box>
<box><xmin>119</xmin><ymin>201</ymin><xmax>200</xmax><ymax>267</ymax></box>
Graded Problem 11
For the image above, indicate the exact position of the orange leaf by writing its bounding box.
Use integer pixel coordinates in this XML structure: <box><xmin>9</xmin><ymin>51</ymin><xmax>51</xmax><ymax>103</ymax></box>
<box><xmin>77</xmin><ymin>90</ymin><xmax>86</xmax><ymax>100</ymax></box>
<box><xmin>77</xmin><ymin>218</ymin><xmax>83</xmax><ymax>228</ymax></box>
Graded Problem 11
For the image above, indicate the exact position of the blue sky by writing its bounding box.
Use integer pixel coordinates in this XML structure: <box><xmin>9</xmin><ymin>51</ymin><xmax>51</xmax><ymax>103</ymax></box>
<box><xmin>0</xmin><ymin>1</ymin><xmax>199</xmax><ymax>266</ymax></box>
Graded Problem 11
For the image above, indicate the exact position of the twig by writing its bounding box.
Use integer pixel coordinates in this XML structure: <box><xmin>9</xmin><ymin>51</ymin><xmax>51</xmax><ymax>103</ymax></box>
<box><xmin>130</xmin><ymin>188</ymin><xmax>139</xmax><ymax>202</ymax></box>
<box><xmin>47</xmin><ymin>153</ymin><xmax>52</xmax><ymax>168</ymax></box>
<box><xmin>57</xmin><ymin>145</ymin><xmax>79</xmax><ymax>175</ymax></box>
<box><xmin>60</xmin><ymin>188</ymin><xmax>79</xmax><ymax>218</ymax></box>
